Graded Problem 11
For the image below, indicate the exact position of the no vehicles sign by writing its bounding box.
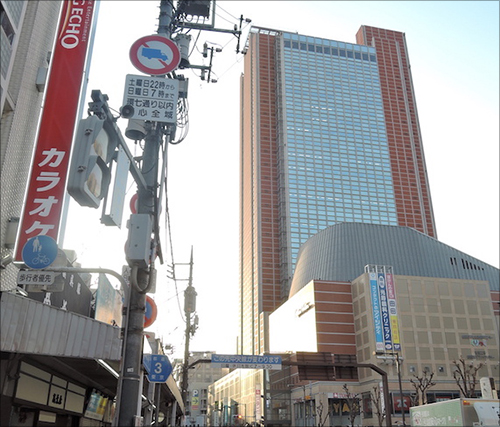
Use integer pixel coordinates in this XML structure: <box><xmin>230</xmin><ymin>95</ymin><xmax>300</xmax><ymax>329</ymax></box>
<box><xmin>130</xmin><ymin>35</ymin><xmax>181</xmax><ymax>75</ymax></box>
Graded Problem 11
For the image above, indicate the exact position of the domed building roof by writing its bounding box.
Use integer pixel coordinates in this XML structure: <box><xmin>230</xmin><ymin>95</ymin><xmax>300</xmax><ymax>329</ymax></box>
<box><xmin>289</xmin><ymin>222</ymin><xmax>499</xmax><ymax>298</ymax></box>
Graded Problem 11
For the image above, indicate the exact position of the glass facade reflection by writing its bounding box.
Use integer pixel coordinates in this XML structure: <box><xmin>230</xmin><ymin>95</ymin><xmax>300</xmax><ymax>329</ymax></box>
<box><xmin>281</xmin><ymin>33</ymin><xmax>397</xmax><ymax>267</ymax></box>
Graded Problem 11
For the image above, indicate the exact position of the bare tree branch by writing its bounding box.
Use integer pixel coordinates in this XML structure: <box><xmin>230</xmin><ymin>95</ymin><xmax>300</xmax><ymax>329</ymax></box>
<box><xmin>451</xmin><ymin>355</ymin><xmax>485</xmax><ymax>398</ymax></box>
<box><xmin>409</xmin><ymin>370</ymin><xmax>436</xmax><ymax>405</ymax></box>
<box><xmin>371</xmin><ymin>385</ymin><xmax>386</xmax><ymax>427</ymax></box>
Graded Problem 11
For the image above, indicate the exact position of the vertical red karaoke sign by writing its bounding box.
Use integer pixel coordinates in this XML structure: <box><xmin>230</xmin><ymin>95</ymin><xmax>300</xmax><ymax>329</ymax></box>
<box><xmin>15</xmin><ymin>0</ymin><xmax>95</xmax><ymax>262</ymax></box>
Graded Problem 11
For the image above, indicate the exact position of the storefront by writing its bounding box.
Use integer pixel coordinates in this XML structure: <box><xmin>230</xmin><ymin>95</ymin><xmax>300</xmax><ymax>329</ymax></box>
<box><xmin>3</xmin><ymin>357</ymin><xmax>116</xmax><ymax>427</ymax></box>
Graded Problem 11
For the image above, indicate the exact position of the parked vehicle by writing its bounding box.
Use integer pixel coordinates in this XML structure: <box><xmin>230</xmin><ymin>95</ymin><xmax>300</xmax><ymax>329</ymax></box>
<box><xmin>409</xmin><ymin>398</ymin><xmax>499</xmax><ymax>426</ymax></box>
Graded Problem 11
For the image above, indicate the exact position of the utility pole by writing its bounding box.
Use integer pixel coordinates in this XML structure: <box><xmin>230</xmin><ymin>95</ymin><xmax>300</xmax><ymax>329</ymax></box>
<box><xmin>181</xmin><ymin>247</ymin><xmax>197</xmax><ymax>414</ymax></box>
<box><xmin>62</xmin><ymin>1</ymin><xmax>248</xmax><ymax>425</ymax></box>
<box><xmin>110</xmin><ymin>2</ymin><xmax>246</xmax><ymax>425</ymax></box>
<box><xmin>116</xmin><ymin>3</ymin><xmax>173</xmax><ymax>425</ymax></box>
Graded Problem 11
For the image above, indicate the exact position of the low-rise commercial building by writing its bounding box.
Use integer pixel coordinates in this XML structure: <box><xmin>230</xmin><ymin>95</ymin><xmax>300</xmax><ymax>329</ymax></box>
<box><xmin>209</xmin><ymin>223</ymin><xmax>499</xmax><ymax>427</ymax></box>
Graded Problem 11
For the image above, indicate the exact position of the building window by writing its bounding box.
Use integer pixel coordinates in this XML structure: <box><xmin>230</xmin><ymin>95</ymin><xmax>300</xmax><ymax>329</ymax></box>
<box><xmin>0</xmin><ymin>4</ymin><xmax>15</xmax><ymax>45</ymax></box>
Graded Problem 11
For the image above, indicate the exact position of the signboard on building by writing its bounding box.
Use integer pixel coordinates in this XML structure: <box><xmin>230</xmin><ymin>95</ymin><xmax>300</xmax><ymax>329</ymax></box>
<box><xmin>122</xmin><ymin>74</ymin><xmax>178</xmax><ymax>123</ymax></box>
<box><xmin>95</xmin><ymin>273</ymin><xmax>123</xmax><ymax>327</ymax></box>
<box><xmin>15</xmin><ymin>1</ymin><xmax>96</xmax><ymax>262</ymax></box>
<box><xmin>369</xmin><ymin>272</ymin><xmax>384</xmax><ymax>352</ymax></box>
<box><xmin>211</xmin><ymin>354</ymin><xmax>282</xmax><ymax>370</ymax></box>
<box><xmin>26</xmin><ymin>270</ymin><xmax>92</xmax><ymax>316</ymax></box>
<box><xmin>369</xmin><ymin>266</ymin><xmax>402</xmax><ymax>353</ymax></box>
<box><xmin>191</xmin><ymin>390</ymin><xmax>200</xmax><ymax>410</ymax></box>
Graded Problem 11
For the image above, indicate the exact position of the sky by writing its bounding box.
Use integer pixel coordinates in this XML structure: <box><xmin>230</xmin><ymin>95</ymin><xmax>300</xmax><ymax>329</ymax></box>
<box><xmin>62</xmin><ymin>1</ymin><xmax>499</xmax><ymax>358</ymax></box>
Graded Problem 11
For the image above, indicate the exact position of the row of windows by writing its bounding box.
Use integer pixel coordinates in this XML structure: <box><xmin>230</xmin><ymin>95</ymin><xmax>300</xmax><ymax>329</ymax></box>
<box><xmin>288</xmin><ymin>185</ymin><xmax>395</xmax><ymax>196</ymax></box>
<box><xmin>283</xmin><ymin>69</ymin><xmax>382</xmax><ymax>87</ymax></box>
<box><xmin>284</xmin><ymin>41</ymin><xmax>377</xmax><ymax>63</ymax></box>
<box><xmin>283</xmin><ymin>32</ymin><xmax>373</xmax><ymax>52</ymax></box>
<box><xmin>289</xmin><ymin>101</ymin><xmax>383</xmax><ymax>112</ymax></box>
<box><xmin>284</xmin><ymin>55</ymin><xmax>379</xmax><ymax>75</ymax></box>
<box><xmin>285</xmin><ymin>92</ymin><xmax>384</xmax><ymax>106</ymax></box>
<box><xmin>288</xmin><ymin>167</ymin><xmax>393</xmax><ymax>179</ymax></box>
<box><xmin>289</xmin><ymin>203</ymin><xmax>396</xmax><ymax>215</ymax></box>
<box><xmin>289</xmin><ymin>151</ymin><xmax>390</xmax><ymax>162</ymax></box>
<box><xmin>285</xmin><ymin>82</ymin><xmax>383</xmax><ymax>95</ymax></box>
<box><xmin>290</xmin><ymin>199</ymin><xmax>396</xmax><ymax>209</ymax></box>
<box><xmin>286</xmin><ymin>104</ymin><xmax>385</xmax><ymax>117</ymax></box>
<box><xmin>286</xmin><ymin>63</ymin><xmax>380</xmax><ymax>80</ymax></box>
<box><xmin>285</xmin><ymin>67</ymin><xmax>380</xmax><ymax>83</ymax></box>
<box><xmin>288</xmin><ymin>153</ymin><xmax>391</xmax><ymax>167</ymax></box>
<box><xmin>286</xmin><ymin>130</ymin><xmax>387</xmax><ymax>142</ymax></box>
<box><xmin>289</xmin><ymin>208</ymin><xmax>398</xmax><ymax>218</ymax></box>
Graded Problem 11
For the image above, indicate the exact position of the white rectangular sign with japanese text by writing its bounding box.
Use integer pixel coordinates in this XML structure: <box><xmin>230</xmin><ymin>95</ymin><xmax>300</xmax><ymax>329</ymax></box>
<box><xmin>123</xmin><ymin>74</ymin><xmax>178</xmax><ymax>123</ymax></box>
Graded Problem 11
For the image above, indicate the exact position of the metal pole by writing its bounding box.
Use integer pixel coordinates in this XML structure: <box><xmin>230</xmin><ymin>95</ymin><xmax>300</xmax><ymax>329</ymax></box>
<box><xmin>117</xmin><ymin>124</ymin><xmax>162</xmax><ymax>426</ymax></box>
<box><xmin>396</xmin><ymin>353</ymin><xmax>406</xmax><ymax>427</ymax></box>
<box><xmin>154</xmin><ymin>383</ymin><xmax>161</xmax><ymax>426</ymax></box>
<box><xmin>181</xmin><ymin>248</ymin><xmax>195</xmax><ymax>416</ymax></box>
<box><xmin>144</xmin><ymin>380</ymin><xmax>155</xmax><ymax>426</ymax></box>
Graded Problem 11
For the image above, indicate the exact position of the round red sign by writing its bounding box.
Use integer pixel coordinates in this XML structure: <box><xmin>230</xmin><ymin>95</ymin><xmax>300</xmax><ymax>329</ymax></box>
<box><xmin>130</xmin><ymin>35</ymin><xmax>181</xmax><ymax>75</ymax></box>
<box><xmin>144</xmin><ymin>295</ymin><xmax>158</xmax><ymax>328</ymax></box>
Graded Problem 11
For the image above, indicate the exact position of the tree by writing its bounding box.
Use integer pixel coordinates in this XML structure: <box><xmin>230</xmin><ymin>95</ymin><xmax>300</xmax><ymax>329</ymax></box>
<box><xmin>409</xmin><ymin>370</ymin><xmax>436</xmax><ymax>405</ymax></box>
<box><xmin>370</xmin><ymin>385</ymin><xmax>386</xmax><ymax>427</ymax></box>
<box><xmin>343</xmin><ymin>383</ymin><xmax>361</xmax><ymax>427</ymax></box>
<box><xmin>451</xmin><ymin>355</ymin><xmax>485</xmax><ymax>398</ymax></box>
<box><xmin>314</xmin><ymin>400</ymin><xmax>330</xmax><ymax>427</ymax></box>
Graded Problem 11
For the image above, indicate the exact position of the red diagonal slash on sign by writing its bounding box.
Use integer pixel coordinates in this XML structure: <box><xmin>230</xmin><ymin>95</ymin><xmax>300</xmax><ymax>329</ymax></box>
<box><xmin>141</xmin><ymin>42</ymin><xmax>168</xmax><ymax>67</ymax></box>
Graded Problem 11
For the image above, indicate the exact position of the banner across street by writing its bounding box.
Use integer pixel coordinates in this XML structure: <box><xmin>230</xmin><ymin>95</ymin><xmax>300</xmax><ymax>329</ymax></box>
<box><xmin>211</xmin><ymin>354</ymin><xmax>282</xmax><ymax>370</ymax></box>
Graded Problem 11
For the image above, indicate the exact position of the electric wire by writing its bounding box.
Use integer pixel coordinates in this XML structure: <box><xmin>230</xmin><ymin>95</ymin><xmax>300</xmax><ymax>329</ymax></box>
<box><xmin>216</xmin><ymin>3</ymin><xmax>240</xmax><ymax>21</ymax></box>
<box><xmin>164</xmin><ymin>173</ymin><xmax>185</xmax><ymax>323</ymax></box>
<box><xmin>214</xmin><ymin>11</ymin><xmax>235</xmax><ymax>26</ymax></box>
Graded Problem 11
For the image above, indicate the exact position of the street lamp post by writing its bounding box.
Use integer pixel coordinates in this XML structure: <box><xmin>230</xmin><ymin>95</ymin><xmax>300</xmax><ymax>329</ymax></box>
<box><xmin>395</xmin><ymin>353</ymin><xmax>406</xmax><ymax>427</ymax></box>
<box><xmin>377</xmin><ymin>352</ymin><xmax>405</xmax><ymax>427</ymax></box>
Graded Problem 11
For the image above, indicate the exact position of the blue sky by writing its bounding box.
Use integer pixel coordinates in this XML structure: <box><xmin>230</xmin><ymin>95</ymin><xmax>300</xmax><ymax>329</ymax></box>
<box><xmin>63</xmin><ymin>1</ymin><xmax>499</xmax><ymax>354</ymax></box>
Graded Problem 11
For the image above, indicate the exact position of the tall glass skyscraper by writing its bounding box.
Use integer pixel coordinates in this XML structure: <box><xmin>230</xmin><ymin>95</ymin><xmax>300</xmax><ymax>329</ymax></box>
<box><xmin>239</xmin><ymin>26</ymin><xmax>436</xmax><ymax>355</ymax></box>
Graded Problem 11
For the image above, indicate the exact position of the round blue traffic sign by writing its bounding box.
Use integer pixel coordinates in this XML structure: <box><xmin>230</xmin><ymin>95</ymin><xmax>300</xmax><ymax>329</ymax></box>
<box><xmin>22</xmin><ymin>235</ymin><xmax>58</xmax><ymax>269</ymax></box>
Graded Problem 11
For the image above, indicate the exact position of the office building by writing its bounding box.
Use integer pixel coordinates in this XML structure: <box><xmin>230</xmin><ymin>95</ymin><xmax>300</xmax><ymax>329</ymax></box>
<box><xmin>239</xmin><ymin>25</ymin><xmax>436</xmax><ymax>356</ymax></box>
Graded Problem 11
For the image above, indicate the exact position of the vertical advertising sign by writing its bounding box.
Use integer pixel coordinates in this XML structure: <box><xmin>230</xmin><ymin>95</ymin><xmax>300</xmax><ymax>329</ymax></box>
<box><xmin>378</xmin><ymin>272</ymin><xmax>393</xmax><ymax>351</ymax></box>
<box><xmin>385</xmin><ymin>271</ymin><xmax>401</xmax><ymax>351</ymax></box>
<box><xmin>369</xmin><ymin>272</ymin><xmax>384</xmax><ymax>352</ymax></box>
<box><xmin>191</xmin><ymin>390</ymin><xmax>200</xmax><ymax>411</ymax></box>
<box><xmin>255</xmin><ymin>385</ymin><xmax>262</xmax><ymax>422</ymax></box>
<box><xmin>15</xmin><ymin>1</ymin><xmax>96</xmax><ymax>261</ymax></box>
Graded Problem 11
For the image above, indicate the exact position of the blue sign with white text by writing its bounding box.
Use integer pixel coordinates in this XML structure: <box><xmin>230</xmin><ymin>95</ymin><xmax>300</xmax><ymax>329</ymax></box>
<box><xmin>211</xmin><ymin>354</ymin><xmax>282</xmax><ymax>370</ymax></box>
<box><xmin>22</xmin><ymin>235</ymin><xmax>58</xmax><ymax>269</ymax></box>
<box><xmin>143</xmin><ymin>354</ymin><xmax>172</xmax><ymax>383</ymax></box>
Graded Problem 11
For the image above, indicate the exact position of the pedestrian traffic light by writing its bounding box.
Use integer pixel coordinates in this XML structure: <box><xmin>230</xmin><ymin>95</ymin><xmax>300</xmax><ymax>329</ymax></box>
<box><xmin>67</xmin><ymin>115</ymin><xmax>119</xmax><ymax>208</ymax></box>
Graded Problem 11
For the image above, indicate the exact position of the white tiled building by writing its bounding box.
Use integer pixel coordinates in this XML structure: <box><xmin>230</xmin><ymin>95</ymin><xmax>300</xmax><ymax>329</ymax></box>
<box><xmin>1</xmin><ymin>0</ymin><xmax>61</xmax><ymax>290</ymax></box>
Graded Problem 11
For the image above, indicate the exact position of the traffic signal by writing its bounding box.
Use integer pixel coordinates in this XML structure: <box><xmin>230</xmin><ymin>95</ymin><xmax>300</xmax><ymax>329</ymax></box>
<box><xmin>67</xmin><ymin>115</ymin><xmax>119</xmax><ymax>208</ymax></box>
